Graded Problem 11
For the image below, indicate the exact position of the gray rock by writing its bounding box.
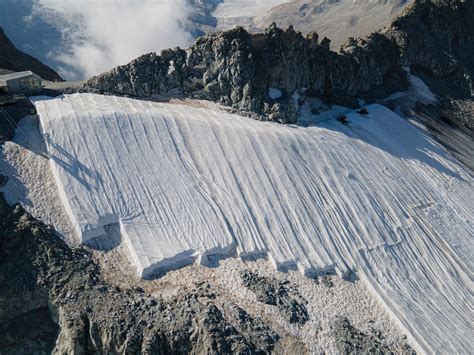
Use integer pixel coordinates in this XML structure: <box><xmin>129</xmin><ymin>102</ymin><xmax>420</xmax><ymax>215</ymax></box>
<box><xmin>0</xmin><ymin>190</ymin><xmax>281</xmax><ymax>354</ymax></box>
<box><xmin>385</xmin><ymin>1</ymin><xmax>474</xmax><ymax>125</ymax></box>
<box><xmin>241</xmin><ymin>271</ymin><xmax>309</xmax><ymax>325</ymax></box>
<box><xmin>321</xmin><ymin>276</ymin><xmax>334</xmax><ymax>288</ymax></box>
<box><xmin>332</xmin><ymin>316</ymin><xmax>416</xmax><ymax>354</ymax></box>
<box><xmin>80</xmin><ymin>1</ymin><xmax>473</xmax><ymax>127</ymax></box>
<box><xmin>79</xmin><ymin>25</ymin><xmax>402</xmax><ymax>124</ymax></box>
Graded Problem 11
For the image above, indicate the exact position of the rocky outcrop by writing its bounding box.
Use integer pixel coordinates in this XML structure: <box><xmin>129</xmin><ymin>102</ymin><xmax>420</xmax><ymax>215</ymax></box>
<box><xmin>241</xmin><ymin>271</ymin><xmax>309</xmax><ymax>325</ymax></box>
<box><xmin>81</xmin><ymin>0</ymin><xmax>472</xmax><ymax>125</ymax></box>
<box><xmin>386</xmin><ymin>1</ymin><xmax>474</xmax><ymax>80</ymax></box>
<box><xmin>386</xmin><ymin>0</ymin><xmax>474</xmax><ymax>132</ymax></box>
<box><xmin>0</xmin><ymin>27</ymin><xmax>63</xmax><ymax>82</ymax></box>
<box><xmin>0</xmin><ymin>191</ymin><xmax>282</xmax><ymax>354</ymax></box>
<box><xmin>82</xmin><ymin>25</ymin><xmax>402</xmax><ymax>123</ymax></box>
<box><xmin>332</xmin><ymin>317</ymin><xmax>415</xmax><ymax>354</ymax></box>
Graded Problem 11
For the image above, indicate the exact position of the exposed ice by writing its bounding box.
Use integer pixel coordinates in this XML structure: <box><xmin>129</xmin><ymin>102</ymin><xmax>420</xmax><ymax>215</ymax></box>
<box><xmin>33</xmin><ymin>93</ymin><xmax>473</xmax><ymax>353</ymax></box>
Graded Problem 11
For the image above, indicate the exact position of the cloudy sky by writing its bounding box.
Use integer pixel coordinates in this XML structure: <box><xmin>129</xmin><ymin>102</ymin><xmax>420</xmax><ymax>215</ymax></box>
<box><xmin>32</xmin><ymin>0</ymin><xmax>193</xmax><ymax>79</ymax></box>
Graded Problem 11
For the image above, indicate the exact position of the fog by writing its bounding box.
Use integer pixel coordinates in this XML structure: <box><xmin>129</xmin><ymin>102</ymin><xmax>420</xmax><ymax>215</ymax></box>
<box><xmin>33</xmin><ymin>0</ymin><xmax>193</xmax><ymax>79</ymax></box>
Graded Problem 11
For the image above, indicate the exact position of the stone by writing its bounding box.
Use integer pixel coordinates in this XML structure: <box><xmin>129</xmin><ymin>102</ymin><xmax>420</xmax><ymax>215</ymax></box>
<box><xmin>241</xmin><ymin>271</ymin><xmax>309</xmax><ymax>325</ymax></box>
<box><xmin>332</xmin><ymin>317</ymin><xmax>415</xmax><ymax>354</ymax></box>
<box><xmin>0</xmin><ymin>189</ymin><xmax>281</xmax><ymax>353</ymax></box>
<box><xmin>80</xmin><ymin>1</ymin><xmax>473</xmax><ymax>126</ymax></box>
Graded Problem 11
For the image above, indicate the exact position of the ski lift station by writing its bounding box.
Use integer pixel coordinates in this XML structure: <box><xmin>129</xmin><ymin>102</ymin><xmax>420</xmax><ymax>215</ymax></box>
<box><xmin>0</xmin><ymin>71</ymin><xmax>42</xmax><ymax>94</ymax></box>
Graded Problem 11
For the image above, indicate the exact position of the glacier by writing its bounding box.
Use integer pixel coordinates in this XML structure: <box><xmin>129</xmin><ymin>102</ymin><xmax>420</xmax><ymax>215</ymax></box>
<box><xmin>33</xmin><ymin>93</ymin><xmax>472</xmax><ymax>353</ymax></box>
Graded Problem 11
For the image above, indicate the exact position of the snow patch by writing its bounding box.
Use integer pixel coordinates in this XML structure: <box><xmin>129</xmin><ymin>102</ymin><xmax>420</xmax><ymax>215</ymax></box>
<box><xmin>407</xmin><ymin>72</ymin><xmax>438</xmax><ymax>105</ymax></box>
<box><xmin>384</xmin><ymin>69</ymin><xmax>438</xmax><ymax>107</ymax></box>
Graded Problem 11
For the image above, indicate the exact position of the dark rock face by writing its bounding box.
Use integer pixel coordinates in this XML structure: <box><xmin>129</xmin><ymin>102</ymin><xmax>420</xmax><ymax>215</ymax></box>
<box><xmin>332</xmin><ymin>317</ymin><xmax>415</xmax><ymax>354</ymax></box>
<box><xmin>241</xmin><ymin>271</ymin><xmax>309</xmax><ymax>325</ymax></box>
<box><xmin>53</xmin><ymin>281</ymin><xmax>279</xmax><ymax>354</ymax></box>
<box><xmin>0</xmin><ymin>27</ymin><xmax>63</xmax><ymax>82</ymax></box>
<box><xmin>387</xmin><ymin>0</ymin><xmax>474</xmax><ymax>80</ymax></box>
<box><xmin>81</xmin><ymin>25</ymin><xmax>402</xmax><ymax>124</ymax></box>
<box><xmin>81</xmin><ymin>0</ymin><xmax>472</xmax><ymax>125</ymax></box>
<box><xmin>0</xmin><ymin>306</ymin><xmax>59</xmax><ymax>355</ymax></box>
<box><xmin>0</xmin><ymin>194</ymin><xmax>68</xmax><ymax>354</ymax></box>
<box><xmin>0</xmin><ymin>174</ymin><xmax>7</xmax><ymax>187</ymax></box>
<box><xmin>0</xmin><ymin>190</ymin><xmax>280</xmax><ymax>354</ymax></box>
<box><xmin>386</xmin><ymin>0</ymin><xmax>474</xmax><ymax>129</ymax></box>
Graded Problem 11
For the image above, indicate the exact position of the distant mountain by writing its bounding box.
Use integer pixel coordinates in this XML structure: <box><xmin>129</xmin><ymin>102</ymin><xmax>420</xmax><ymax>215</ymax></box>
<box><xmin>0</xmin><ymin>0</ymin><xmax>66</xmax><ymax>77</ymax></box>
<box><xmin>211</xmin><ymin>0</ymin><xmax>291</xmax><ymax>31</ymax></box>
<box><xmin>200</xmin><ymin>0</ymin><xmax>413</xmax><ymax>49</ymax></box>
<box><xmin>187</xmin><ymin>0</ymin><xmax>222</xmax><ymax>37</ymax></box>
<box><xmin>252</xmin><ymin>0</ymin><xmax>412</xmax><ymax>48</ymax></box>
<box><xmin>0</xmin><ymin>27</ymin><xmax>62</xmax><ymax>81</ymax></box>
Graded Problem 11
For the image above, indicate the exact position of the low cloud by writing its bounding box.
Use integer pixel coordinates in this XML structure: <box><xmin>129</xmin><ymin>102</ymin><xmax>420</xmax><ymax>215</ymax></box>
<box><xmin>33</xmin><ymin>0</ymin><xmax>193</xmax><ymax>80</ymax></box>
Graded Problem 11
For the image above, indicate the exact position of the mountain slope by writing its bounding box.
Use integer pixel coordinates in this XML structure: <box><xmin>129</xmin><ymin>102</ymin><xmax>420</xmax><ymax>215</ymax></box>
<box><xmin>253</xmin><ymin>0</ymin><xmax>412</xmax><ymax>48</ymax></box>
<box><xmin>0</xmin><ymin>27</ymin><xmax>62</xmax><ymax>81</ymax></box>
<box><xmin>205</xmin><ymin>0</ymin><xmax>412</xmax><ymax>50</ymax></box>
<box><xmin>34</xmin><ymin>93</ymin><xmax>472</xmax><ymax>353</ymax></box>
<box><xmin>211</xmin><ymin>0</ymin><xmax>290</xmax><ymax>29</ymax></box>
<box><xmin>0</xmin><ymin>0</ymin><xmax>64</xmax><ymax>76</ymax></box>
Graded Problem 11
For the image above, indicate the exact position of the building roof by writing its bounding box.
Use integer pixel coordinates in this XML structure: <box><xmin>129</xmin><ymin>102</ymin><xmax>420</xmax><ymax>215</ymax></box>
<box><xmin>0</xmin><ymin>70</ymin><xmax>41</xmax><ymax>82</ymax></box>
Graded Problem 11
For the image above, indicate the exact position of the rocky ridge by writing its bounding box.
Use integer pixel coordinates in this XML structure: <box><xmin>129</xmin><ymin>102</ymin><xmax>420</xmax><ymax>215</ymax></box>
<box><xmin>0</xmin><ymin>27</ymin><xmax>62</xmax><ymax>82</ymax></box>
<box><xmin>386</xmin><ymin>0</ymin><xmax>473</xmax><ymax>125</ymax></box>
<box><xmin>80</xmin><ymin>0</ymin><xmax>473</xmax><ymax>125</ymax></box>
<box><xmin>80</xmin><ymin>24</ymin><xmax>402</xmax><ymax>124</ymax></box>
<box><xmin>240</xmin><ymin>271</ymin><xmax>309</xmax><ymax>325</ymax></box>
